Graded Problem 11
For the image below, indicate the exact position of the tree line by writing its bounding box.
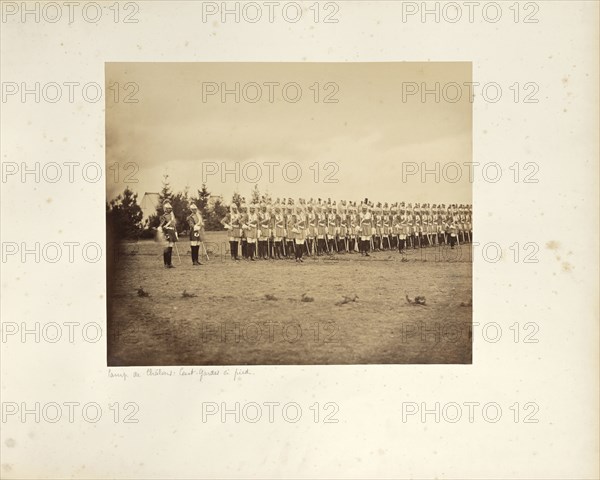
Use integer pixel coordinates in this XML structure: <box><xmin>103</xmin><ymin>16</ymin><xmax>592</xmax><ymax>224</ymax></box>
<box><xmin>106</xmin><ymin>175</ymin><xmax>259</xmax><ymax>240</ymax></box>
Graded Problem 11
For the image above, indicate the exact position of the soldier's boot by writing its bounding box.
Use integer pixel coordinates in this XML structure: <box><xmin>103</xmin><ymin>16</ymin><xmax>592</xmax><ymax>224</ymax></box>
<box><xmin>163</xmin><ymin>249</ymin><xmax>169</xmax><ymax>267</ymax></box>
<box><xmin>191</xmin><ymin>245</ymin><xmax>199</xmax><ymax>265</ymax></box>
<box><xmin>233</xmin><ymin>241</ymin><xmax>239</xmax><ymax>260</ymax></box>
<box><xmin>166</xmin><ymin>247</ymin><xmax>175</xmax><ymax>268</ymax></box>
<box><xmin>364</xmin><ymin>240</ymin><xmax>370</xmax><ymax>257</ymax></box>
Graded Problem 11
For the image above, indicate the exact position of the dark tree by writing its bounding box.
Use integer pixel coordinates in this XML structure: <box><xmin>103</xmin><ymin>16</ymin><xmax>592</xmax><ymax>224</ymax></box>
<box><xmin>171</xmin><ymin>189</ymin><xmax>190</xmax><ymax>233</ymax></box>
<box><xmin>106</xmin><ymin>187</ymin><xmax>144</xmax><ymax>240</ymax></box>
<box><xmin>197</xmin><ymin>184</ymin><xmax>211</xmax><ymax>218</ymax></box>
<box><xmin>205</xmin><ymin>198</ymin><xmax>228</xmax><ymax>230</ymax></box>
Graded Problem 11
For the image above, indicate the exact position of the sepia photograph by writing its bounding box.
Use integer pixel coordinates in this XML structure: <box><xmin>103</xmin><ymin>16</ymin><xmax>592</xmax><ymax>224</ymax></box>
<box><xmin>2</xmin><ymin>1</ymin><xmax>598</xmax><ymax>478</ymax></box>
<box><xmin>106</xmin><ymin>62</ymin><xmax>473</xmax><ymax>366</ymax></box>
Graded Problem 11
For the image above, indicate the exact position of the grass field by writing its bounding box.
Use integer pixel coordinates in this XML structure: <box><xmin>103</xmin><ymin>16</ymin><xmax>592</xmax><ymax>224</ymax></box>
<box><xmin>107</xmin><ymin>231</ymin><xmax>472</xmax><ymax>365</ymax></box>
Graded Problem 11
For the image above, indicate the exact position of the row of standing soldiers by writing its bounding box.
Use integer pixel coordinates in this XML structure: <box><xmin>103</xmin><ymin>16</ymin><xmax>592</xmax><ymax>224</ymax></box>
<box><xmin>218</xmin><ymin>200</ymin><xmax>472</xmax><ymax>263</ymax></box>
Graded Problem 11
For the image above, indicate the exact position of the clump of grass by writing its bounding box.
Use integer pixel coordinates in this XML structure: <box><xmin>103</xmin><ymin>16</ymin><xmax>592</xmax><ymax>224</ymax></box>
<box><xmin>264</xmin><ymin>294</ymin><xmax>278</xmax><ymax>301</ymax></box>
<box><xmin>405</xmin><ymin>294</ymin><xmax>426</xmax><ymax>306</ymax></box>
<box><xmin>137</xmin><ymin>286</ymin><xmax>150</xmax><ymax>297</ymax></box>
<box><xmin>182</xmin><ymin>290</ymin><xmax>197</xmax><ymax>298</ymax></box>
<box><xmin>335</xmin><ymin>295</ymin><xmax>358</xmax><ymax>306</ymax></box>
<box><xmin>460</xmin><ymin>298</ymin><xmax>472</xmax><ymax>307</ymax></box>
<box><xmin>301</xmin><ymin>293</ymin><xmax>314</xmax><ymax>303</ymax></box>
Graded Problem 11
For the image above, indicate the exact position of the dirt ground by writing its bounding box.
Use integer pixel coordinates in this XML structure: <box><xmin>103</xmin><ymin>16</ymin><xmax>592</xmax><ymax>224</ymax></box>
<box><xmin>107</xmin><ymin>231</ymin><xmax>472</xmax><ymax>365</ymax></box>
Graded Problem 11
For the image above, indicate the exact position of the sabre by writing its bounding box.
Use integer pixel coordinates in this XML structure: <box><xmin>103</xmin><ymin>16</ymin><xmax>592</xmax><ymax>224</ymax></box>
<box><xmin>201</xmin><ymin>242</ymin><xmax>209</xmax><ymax>261</ymax></box>
<box><xmin>174</xmin><ymin>243</ymin><xmax>182</xmax><ymax>264</ymax></box>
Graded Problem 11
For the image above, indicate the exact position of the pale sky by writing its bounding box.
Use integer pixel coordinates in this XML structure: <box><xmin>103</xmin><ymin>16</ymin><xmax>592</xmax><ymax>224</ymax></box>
<box><xmin>106</xmin><ymin>62</ymin><xmax>472</xmax><ymax>205</ymax></box>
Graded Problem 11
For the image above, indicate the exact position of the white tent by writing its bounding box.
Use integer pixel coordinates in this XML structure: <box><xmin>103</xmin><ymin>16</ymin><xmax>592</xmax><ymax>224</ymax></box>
<box><xmin>140</xmin><ymin>192</ymin><xmax>160</xmax><ymax>223</ymax></box>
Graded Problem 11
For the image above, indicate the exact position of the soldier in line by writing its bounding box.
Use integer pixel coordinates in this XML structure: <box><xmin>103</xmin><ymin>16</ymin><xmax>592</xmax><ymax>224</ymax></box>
<box><xmin>347</xmin><ymin>203</ymin><xmax>357</xmax><ymax>253</ymax></box>
<box><xmin>315</xmin><ymin>204</ymin><xmax>327</xmax><ymax>255</ymax></box>
<box><xmin>305</xmin><ymin>203</ymin><xmax>316</xmax><ymax>256</ymax></box>
<box><xmin>239</xmin><ymin>202</ymin><xmax>248</xmax><ymax>260</ymax></box>
<box><xmin>187</xmin><ymin>203</ymin><xmax>204</xmax><ymax>266</ymax></box>
<box><xmin>447</xmin><ymin>205</ymin><xmax>458</xmax><ymax>248</ymax></box>
<box><xmin>159</xmin><ymin>201</ymin><xmax>178</xmax><ymax>268</ymax></box>
<box><xmin>359</xmin><ymin>202</ymin><xmax>372</xmax><ymax>256</ymax></box>
<box><xmin>272</xmin><ymin>204</ymin><xmax>286</xmax><ymax>259</ymax></box>
<box><xmin>337</xmin><ymin>202</ymin><xmax>348</xmax><ymax>253</ymax></box>
<box><xmin>221</xmin><ymin>203</ymin><xmax>241</xmax><ymax>261</ymax></box>
<box><xmin>388</xmin><ymin>203</ymin><xmax>400</xmax><ymax>250</ymax></box>
<box><xmin>244</xmin><ymin>204</ymin><xmax>259</xmax><ymax>260</ymax></box>
<box><xmin>291</xmin><ymin>205</ymin><xmax>307</xmax><ymax>262</ymax></box>
<box><xmin>285</xmin><ymin>200</ymin><xmax>295</xmax><ymax>259</ymax></box>
<box><xmin>257</xmin><ymin>203</ymin><xmax>271</xmax><ymax>260</ymax></box>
